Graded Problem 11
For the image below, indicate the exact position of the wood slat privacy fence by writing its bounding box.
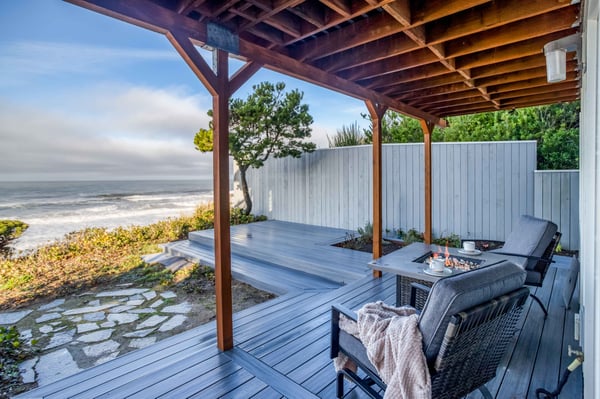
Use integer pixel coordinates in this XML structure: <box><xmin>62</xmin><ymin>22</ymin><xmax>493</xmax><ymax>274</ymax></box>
<box><xmin>241</xmin><ymin>141</ymin><xmax>580</xmax><ymax>250</ymax></box>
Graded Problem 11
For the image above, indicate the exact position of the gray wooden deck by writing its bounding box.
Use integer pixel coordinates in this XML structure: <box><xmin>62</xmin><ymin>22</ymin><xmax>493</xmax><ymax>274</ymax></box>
<box><xmin>18</xmin><ymin>223</ymin><xmax>582</xmax><ymax>399</ymax></box>
<box><xmin>166</xmin><ymin>220</ymin><xmax>373</xmax><ymax>294</ymax></box>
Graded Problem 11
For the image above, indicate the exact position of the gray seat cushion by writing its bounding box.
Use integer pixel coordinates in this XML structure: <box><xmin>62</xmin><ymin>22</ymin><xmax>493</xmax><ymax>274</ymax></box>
<box><xmin>419</xmin><ymin>261</ymin><xmax>526</xmax><ymax>363</ymax></box>
<box><xmin>490</xmin><ymin>215</ymin><xmax>558</xmax><ymax>271</ymax></box>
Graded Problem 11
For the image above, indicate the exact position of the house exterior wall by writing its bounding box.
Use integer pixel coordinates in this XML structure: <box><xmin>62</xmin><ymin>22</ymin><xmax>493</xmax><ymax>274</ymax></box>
<box><xmin>581</xmin><ymin>0</ymin><xmax>599</xmax><ymax>396</ymax></box>
<box><xmin>243</xmin><ymin>141</ymin><xmax>580</xmax><ymax>249</ymax></box>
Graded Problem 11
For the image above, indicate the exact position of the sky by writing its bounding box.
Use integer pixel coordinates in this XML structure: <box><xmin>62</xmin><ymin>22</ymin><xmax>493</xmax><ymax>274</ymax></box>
<box><xmin>0</xmin><ymin>1</ymin><xmax>367</xmax><ymax>181</ymax></box>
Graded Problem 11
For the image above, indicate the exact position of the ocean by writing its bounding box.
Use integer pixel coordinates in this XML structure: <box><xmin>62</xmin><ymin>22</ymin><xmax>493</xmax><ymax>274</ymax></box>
<box><xmin>0</xmin><ymin>180</ymin><xmax>213</xmax><ymax>252</ymax></box>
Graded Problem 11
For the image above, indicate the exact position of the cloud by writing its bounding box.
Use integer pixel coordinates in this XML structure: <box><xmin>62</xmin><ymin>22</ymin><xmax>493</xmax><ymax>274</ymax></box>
<box><xmin>0</xmin><ymin>40</ymin><xmax>179</xmax><ymax>86</ymax></box>
<box><xmin>0</xmin><ymin>84</ymin><xmax>214</xmax><ymax>181</ymax></box>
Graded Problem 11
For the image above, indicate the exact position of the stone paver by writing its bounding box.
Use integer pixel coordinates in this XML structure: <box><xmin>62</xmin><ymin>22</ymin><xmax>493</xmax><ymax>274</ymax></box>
<box><xmin>38</xmin><ymin>299</ymin><xmax>65</xmax><ymax>311</ymax></box>
<box><xmin>63</xmin><ymin>303</ymin><xmax>117</xmax><ymax>316</ymax></box>
<box><xmin>82</xmin><ymin>340</ymin><xmax>120</xmax><ymax>357</ymax></box>
<box><xmin>125</xmin><ymin>299</ymin><xmax>145</xmax><ymax>306</ymax></box>
<box><xmin>107</xmin><ymin>313</ymin><xmax>139</xmax><ymax>325</ymax></box>
<box><xmin>36</xmin><ymin>349</ymin><xmax>82</xmax><ymax>386</ymax></box>
<box><xmin>78</xmin><ymin>329</ymin><xmax>114</xmax><ymax>343</ymax></box>
<box><xmin>123</xmin><ymin>328</ymin><xmax>156</xmax><ymax>338</ymax></box>
<box><xmin>162</xmin><ymin>302</ymin><xmax>192</xmax><ymax>314</ymax></box>
<box><xmin>0</xmin><ymin>310</ymin><xmax>33</xmax><ymax>325</ymax></box>
<box><xmin>128</xmin><ymin>337</ymin><xmax>156</xmax><ymax>349</ymax></box>
<box><xmin>96</xmin><ymin>288</ymin><xmax>148</xmax><ymax>297</ymax></box>
<box><xmin>35</xmin><ymin>313</ymin><xmax>61</xmax><ymax>323</ymax></box>
<box><xmin>142</xmin><ymin>291</ymin><xmax>157</xmax><ymax>300</ymax></box>
<box><xmin>39</xmin><ymin>325</ymin><xmax>54</xmax><ymax>334</ymax></box>
<box><xmin>13</xmin><ymin>285</ymin><xmax>209</xmax><ymax>392</ymax></box>
<box><xmin>19</xmin><ymin>357</ymin><xmax>37</xmax><ymax>384</ymax></box>
<box><xmin>158</xmin><ymin>315</ymin><xmax>187</xmax><ymax>332</ymax></box>
<box><xmin>83</xmin><ymin>312</ymin><xmax>106</xmax><ymax>322</ymax></box>
<box><xmin>44</xmin><ymin>330</ymin><xmax>75</xmax><ymax>350</ymax></box>
<box><xmin>137</xmin><ymin>315</ymin><xmax>168</xmax><ymax>329</ymax></box>
<box><xmin>109</xmin><ymin>305</ymin><xmax>136</xmax><ymax>313</ymax></box>
<box><xmin>150</xmin><ymin>299</ymin><xmax>164</xmax><ymax>308</ymax></box>
<box><xmin>160</xmin><ymin>291</ymin><xmax>177</xmax><ymax>299</ymax></box>
<box><xmin>77</xmin><ymin>323</ymin><xmax>100</xmax><ymax>333</ymax></box>
<box><xmin>130</xmin><ymin>307</ymin><xmax>157</xmax><ymax>314</ymax></box>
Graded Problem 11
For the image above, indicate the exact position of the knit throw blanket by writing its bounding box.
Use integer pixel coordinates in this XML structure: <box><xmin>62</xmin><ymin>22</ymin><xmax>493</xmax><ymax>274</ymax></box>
<box><xmin>334</xmin><ymin>301</ymin><xmax>431</xmax><ymax>399</ymax></box>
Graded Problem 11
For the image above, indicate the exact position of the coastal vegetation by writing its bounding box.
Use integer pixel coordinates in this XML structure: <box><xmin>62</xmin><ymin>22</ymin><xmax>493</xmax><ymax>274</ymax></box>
<box><xmin>0</xmin><ymin>220</ymin><xmax>28</xmax><ymax>257</ymax></box>
<box><xmin>194</xmin><ymin>81</ymin><xmax>316</xmax><ymax>214</ymax></box>
<box><xmin>0</xmin><ymin>205</ymin><xmax>266</xmax><ymax>310</ymax></box>
<box><xmin>330</xmin><ymin>101</ymin><xmax>580</xmax><ymax>170</ymax></box>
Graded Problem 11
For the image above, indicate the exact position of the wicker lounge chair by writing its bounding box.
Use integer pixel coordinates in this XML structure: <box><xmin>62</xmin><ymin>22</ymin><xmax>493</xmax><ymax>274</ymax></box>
<box><xmin>465</xmin><ymin>215</ymin><xmax>561</xmax><ymax>317</ymax></box>
<box><xmin>331</xmin><ymin>261</ymin><xmax>528</xmax><ymax>399</ymax></box>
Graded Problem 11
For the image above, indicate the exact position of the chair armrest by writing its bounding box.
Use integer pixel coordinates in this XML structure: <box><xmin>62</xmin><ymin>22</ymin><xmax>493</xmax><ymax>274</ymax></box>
<box><xmin>331</xmin><ymin>304</ymin><xmax>357</xmax><ymax>358</ymax></box>
<box><xmin>489</xmin><ymin>251</ymin><xmax>553</xmax><ymax>264</ymax></box>
<box><xmin>410</xmin><ymin>282</ymin><xmax>431</xmax><ymax>310</ymax></box>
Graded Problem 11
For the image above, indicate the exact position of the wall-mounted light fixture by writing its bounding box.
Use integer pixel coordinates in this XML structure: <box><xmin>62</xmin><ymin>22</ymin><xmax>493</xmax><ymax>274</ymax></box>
<box><xmin>544</xmin><ymin>33</ymin><xmax>581</xmax><ymax>83</ymax></box>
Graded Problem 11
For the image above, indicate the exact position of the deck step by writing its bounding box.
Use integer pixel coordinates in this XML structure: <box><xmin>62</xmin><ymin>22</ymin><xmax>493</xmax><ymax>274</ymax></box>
<box><xmin>188</xmin><ymin>221</ymin><xmax>371</xmax><ymax>284</ymax></box>
<box><xmin>164</xmin><ymin>240</ymin><xmax>340</xmax><ymax>295</ymax></box>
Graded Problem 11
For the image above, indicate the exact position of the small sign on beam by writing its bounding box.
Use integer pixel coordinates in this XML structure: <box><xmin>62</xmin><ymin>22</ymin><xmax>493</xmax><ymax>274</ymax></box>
<box><xmin>207</xmin><ymin>22</ymin><xmax>239</xmax><ymax>55</ymax></box>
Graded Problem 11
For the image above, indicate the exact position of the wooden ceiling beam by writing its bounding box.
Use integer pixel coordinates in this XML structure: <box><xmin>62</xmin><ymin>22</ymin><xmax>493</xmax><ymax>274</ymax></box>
<box><xmin>291</xmin><ymin>12</ymin><xmax>404</xmax><ymax>62</ymax></box>
<box><xmin>409</xmin><ymin>89</ymin><xmax>484</xmax><ymax>107</ymax></box>
<box><xmin>64</xmin><ymin>0</ymin><xmax>443</xmax><ymax>125</ymax></box>
<box><xmin>488</xmin><ymin>71</ymin><xmax>579</xmax><ymax>95</ymax></box>
<box><xmin>427</xmin><ymin>0</ymin><xmax>575</xmax><ymax>45</ymax></box>
<box><xmin>476</xmin><ymin>61</ymin><xmax>578</xmax><ymax>88</ymax></box>
<box><xmin>395</xmin><ymin>82</ymin><xmax>473</xmax><ymax>100</ymax></box>
<box><xmin>492</xmin><ymin>81</ymin><xmax>579</xmax><ymax>101</ymax></box>
<box><xmin>500</xmin><ymin>90</ymin><xmax>580</xmax><ymax>107</ymax></box>
<box><xmin>455</xmin><ymin>30</ymin><xmax>577</xmax><ymax>70</ymax></box>
<box><xmin>425</xmin><ymin>97</ymin><xmax>492</xmax><ymax>113</ymax></box>
<box><xmin>412</xmin><ymin>0</ymin><xmax>493</xmax><ymax>24</ymax></box>
<box><xmin>286</xmin><ymin>3</ymin><xmax>325</xmax><ymax>27</ymax></box>
<box><xmin>315</xmin><ymin>33</ymin><xmax>419</xmax><ymax>73</ymax></box>
<box><xmin>445</xmin><ymin>8</ymin><xmax>579</xmax><ymax>59</ymax></box>
<box><xmin>389</xmin><ymin>75</ymin><xmax>470</xmax><ymax>97</ymax></box>
<box><xmin>496</xmin><ymin>96</ymin><xmax>579</xmax><ymax>110</ymax></box>
<box><xmin>441</xmin><ymin>105</ymin><xmax>500</xmax><ymax>117</ymax></box>
<box><xmin>471</xmin><ymin>54</ymin><xmax>548</xmax><ymax>80</ymax></box>
<box><xmin>363</xmin><ymin>64</ymin><xmax>452</xmax><ymax>90</ymax></box>
<box><xmin>341</xmin><ymin>48</ymin><xmax>439</xmax><ymax>81</ymax></box>
<box><xmin>238</xmin><ymin>0</ymin><xmax>304</xmax><ymax>34</ymax></box>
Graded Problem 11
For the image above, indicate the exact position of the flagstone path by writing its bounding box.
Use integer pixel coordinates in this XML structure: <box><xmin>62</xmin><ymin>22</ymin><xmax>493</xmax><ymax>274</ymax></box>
<box><xmin>0</xmin><ymin>284</ymin><xmax>208</xmax><ymax>389</ymax></box>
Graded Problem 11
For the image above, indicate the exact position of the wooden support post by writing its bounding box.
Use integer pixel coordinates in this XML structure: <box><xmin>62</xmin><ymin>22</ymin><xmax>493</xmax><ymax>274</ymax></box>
<box><xmin>420</xmin><ymin>120</ymin><xmax>435</xmax><ymax>245</ymax></box>
<box><xmin>366</xmin><ymin>100</ymin><xmax>388</xmax><ymax>278</ymax></box>
<box><xmin>167</xmin><ymin>32</ymin><xmax>260</xmax><ymax>351</ymax></box>
<box><xmin>212</xmin><ymin>49</ymin><xmax>233</xmax><ymax>351</ymax></box>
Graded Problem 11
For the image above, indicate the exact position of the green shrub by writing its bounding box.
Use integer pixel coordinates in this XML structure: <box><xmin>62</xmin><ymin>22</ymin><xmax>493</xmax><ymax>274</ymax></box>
<box><xmin>0</xmin><ymin>220</ymin><xmax>28</xmax><ymax>257</ymax></box>
<box><xmin>0</xmin><ymin>326</ymin><xmax>36</xmax><ymax>394</ymax></box>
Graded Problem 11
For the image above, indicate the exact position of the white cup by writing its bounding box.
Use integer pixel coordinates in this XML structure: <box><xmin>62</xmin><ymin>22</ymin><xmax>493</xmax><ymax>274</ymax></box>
<box><xmin>430</xmin><ymin>257</ymin><xmax>446</xmax><ymax>272</ymax></box>
<box><xmin>463</xmin><ymin>241</ymin><xmax>476</xmax><ymax>252</ymax></box>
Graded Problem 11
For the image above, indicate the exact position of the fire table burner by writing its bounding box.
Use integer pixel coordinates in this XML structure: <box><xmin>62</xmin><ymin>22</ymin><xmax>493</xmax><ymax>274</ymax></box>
<box><xmin>413</xmin><ymin>251</ymin><xmax>484</xmax><ymax>271</ymax></box>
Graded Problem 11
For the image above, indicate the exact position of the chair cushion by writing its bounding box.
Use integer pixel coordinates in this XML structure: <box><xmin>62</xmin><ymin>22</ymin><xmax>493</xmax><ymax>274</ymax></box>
<box><xmin>491</xmin><ymin>215</ymin><xmax>558</xmax><ymax>271</ymax></box>
<box><xmin>418</xmin><ymin>261</ymin><xmax>526</xmax><ymax>363</ymax></box>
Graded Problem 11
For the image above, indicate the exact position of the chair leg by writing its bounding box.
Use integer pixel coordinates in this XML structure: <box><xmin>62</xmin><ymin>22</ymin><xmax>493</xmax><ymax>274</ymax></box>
<box><xmin>531</xmin><ymin>294</ymin><xmax>549</xmax><ymax>318</ymax></box>
<box><xmin>478</xmin><ymin>385</ymin><xmax>493</xmax><ymax>399</ymax></box>
<box><xmin>336</xmin><ymin>372</ymin><xmax>344</xmax><ymax>398</ymax></box>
